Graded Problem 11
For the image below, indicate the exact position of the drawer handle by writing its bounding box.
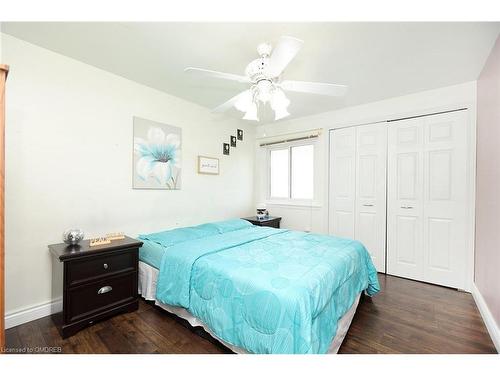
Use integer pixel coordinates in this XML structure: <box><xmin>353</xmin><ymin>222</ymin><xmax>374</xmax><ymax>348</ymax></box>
<box><xmin>103</xmin><ymin>263</ymin><xmax>109</xmax><ymax>270</ymax></box>
<box><xmin>362</xmin><ymin>204</ymin><xmax>374</xmax><ymax>207</ymax></box>
<box><xmin>97</xmin><ymin>286</ymin><xmax>113</xmax><ymax>295</ymax></box>
<box><xmin>401</xmin><ymin>205</ymin><xmax>414</xmax><ymax>209</ymax></box>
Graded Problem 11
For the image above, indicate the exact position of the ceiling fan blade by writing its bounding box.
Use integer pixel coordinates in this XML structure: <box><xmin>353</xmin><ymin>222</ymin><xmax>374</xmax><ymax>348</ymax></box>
<box><xmin>267</xmin><ymin>36</ymin><xmax>304</xmax><ymax>77</ymax></box>
<box><xmin>281</xmin><ymin>80</ymin><xmax>348</xmax><ymax>97</ymax></box>
<box><xmin>184</xmin><ymin>67</ymin><xmax>250</xmax><ymax>83</ymax></box>
<box><xmin>212</xmin><ymin>90</ymin><xmax>252</xmax><ymax>113</ymax></box>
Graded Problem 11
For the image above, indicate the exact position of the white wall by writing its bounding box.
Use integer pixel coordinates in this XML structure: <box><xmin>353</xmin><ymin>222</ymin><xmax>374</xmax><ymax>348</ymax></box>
<box><xmin>2</xmin><ymin>34</ymin><xmax>255</xmax><ymax>316</ymax></box>
<box><xmin>474</xmin><ymin>35</ymin><xmax>500</xmax><ymax>349</ymax></box>
<box><xmin>255</xmin><ymin>81</ymin><xmax>477</xmax><ymax>234</ymax></box>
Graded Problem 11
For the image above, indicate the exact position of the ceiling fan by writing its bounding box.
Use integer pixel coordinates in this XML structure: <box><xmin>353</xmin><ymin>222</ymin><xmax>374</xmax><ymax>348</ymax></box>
<box><xmin>185</xmin><ymin>36</ymin><xmax>348</xmax><ymax>122</ymax></box>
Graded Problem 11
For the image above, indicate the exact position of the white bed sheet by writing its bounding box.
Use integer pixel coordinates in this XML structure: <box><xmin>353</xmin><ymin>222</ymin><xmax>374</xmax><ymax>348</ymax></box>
<box><xmin>138</xmin><ymin>260</ymin><xmax>360</xmax><ymax>354</ymax></box>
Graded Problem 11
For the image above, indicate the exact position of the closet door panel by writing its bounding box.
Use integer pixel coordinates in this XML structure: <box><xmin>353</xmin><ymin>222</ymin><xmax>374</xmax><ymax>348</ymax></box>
<box><xmin>329</xmin><ymin>128</ymin><xmax>356</xmax><ymax>238</ymax></box>
<box><xmin>355</xmin><ymin>124</ymin><xmax>387</xmax><ymax>272</ymax></box>
<box><xmin>395</xmin><ymin>215</ymin><xmax>419</xmax><ymax>265</ymax></box>
<box><xmin>422</xmin><ymin>111</ymin><xmax>467</xmax><ymax>288</ymax></box>
<box><xmin>387</xmin><ymin>118</ymin><xmax>424</xmax><ymax>280</ymax></box>
<box><xmin>387</xmin><ymin>110</ymin><xmax>469</xmax><ymax>289</ymax></box>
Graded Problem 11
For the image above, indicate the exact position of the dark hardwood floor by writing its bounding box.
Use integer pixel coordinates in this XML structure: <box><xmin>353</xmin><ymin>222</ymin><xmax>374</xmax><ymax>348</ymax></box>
<box><xmin>338</xmin><ymin>274</ymin><xmax>496</xmax><ymax>354</ymax></box>
<box><xmin>5</xmin><ymin>274</ymin><xmax>497</xmax><ymax>354</ymax></box>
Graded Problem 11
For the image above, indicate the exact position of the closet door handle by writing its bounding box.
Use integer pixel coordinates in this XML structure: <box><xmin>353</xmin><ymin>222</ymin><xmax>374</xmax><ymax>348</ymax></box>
<box><xmin>401</xmin><ymin>205</ymin><xmax>414</xmax><ymax>209</ymax></box>
<box><xmin>362</xmin><ymin>204</ymin><xmax>374</xmax><ymax>207</ymax></box>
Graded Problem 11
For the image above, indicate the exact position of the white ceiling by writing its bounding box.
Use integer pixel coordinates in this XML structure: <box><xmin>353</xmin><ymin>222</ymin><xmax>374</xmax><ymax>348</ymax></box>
<box><xmin>2</xmin><ymin>22</ymin><xmax>499</xmax><ymax>123</ymax></box>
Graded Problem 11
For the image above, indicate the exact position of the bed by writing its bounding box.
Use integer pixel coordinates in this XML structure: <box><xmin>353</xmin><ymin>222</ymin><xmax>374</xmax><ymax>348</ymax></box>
<box><xmin>137</xmin><ymin>219</ymin><xmax>380</xmax><ymax>354</ymax></box>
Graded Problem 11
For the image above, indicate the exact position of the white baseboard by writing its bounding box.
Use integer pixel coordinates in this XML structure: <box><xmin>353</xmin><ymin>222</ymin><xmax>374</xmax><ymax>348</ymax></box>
<box><xmin>4</xmin><ymin>298</ymin><xmax>63</xmax><ymax>329</ymax></box>
<box><xmin>471</xmin><ymin>282</ymin><xmax>500</xmax><ymax>353</ymax></box>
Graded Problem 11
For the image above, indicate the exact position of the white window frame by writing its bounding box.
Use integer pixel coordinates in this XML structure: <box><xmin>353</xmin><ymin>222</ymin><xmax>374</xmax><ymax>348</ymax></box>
<box><xmin>266</xmin><ymin>138</ymin><xmax>316</xmax><ymax>205</ymax></box>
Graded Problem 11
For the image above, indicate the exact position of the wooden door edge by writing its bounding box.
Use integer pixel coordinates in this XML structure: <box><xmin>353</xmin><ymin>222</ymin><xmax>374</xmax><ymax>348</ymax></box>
<box><xmin>0</xmin><ymin>64</ymin><xmax>7</xmax><ymax>353</ymax></box>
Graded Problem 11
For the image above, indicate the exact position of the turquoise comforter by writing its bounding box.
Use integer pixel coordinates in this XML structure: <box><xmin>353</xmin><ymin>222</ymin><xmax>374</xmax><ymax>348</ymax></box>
<box><xmin>146</xmin><ymin>220</ymin><xmax>380</xmax><ymax>354</ymax></box>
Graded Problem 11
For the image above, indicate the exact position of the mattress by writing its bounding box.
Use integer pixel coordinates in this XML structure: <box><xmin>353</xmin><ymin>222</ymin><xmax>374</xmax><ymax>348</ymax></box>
<box><xmin>138</xmin><ymin>238</ymin><xmax>165</xmax><ymax>269</ymax></box>
<box><xmin>138</xmin><ymin>260</ymin><xmax>360</xmax><ymax>354</ymax></box>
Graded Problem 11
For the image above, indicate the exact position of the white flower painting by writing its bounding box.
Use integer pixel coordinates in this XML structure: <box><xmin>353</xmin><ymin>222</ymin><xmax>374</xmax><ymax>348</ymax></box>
<box><xmin>133</xmin><ymin>117</ymin><xmax>182</xmax><ymax>189</ymax></box>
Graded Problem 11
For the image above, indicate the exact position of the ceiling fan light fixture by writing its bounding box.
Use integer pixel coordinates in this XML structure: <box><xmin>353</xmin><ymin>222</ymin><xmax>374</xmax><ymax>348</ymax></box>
<box><xmin>243</xmin><ymin>102</ymin><xmax>259</xmax><ymax>121</ymax></box>
<box><xmin>234</xmin><ymin>90</ymin><xmax>253</xmax><ymax>113</ymax></box>
<box><xmin>271</xmin><ymin>88</ymin><xmax>290</xmax><ymax>109</ymax></box>
<box><xmin>271</xmin><ymin>88</ymin><xmax>290</xmax><ymax>121</ymax></box>
<box><xmin>274</xmin><ymin>106</ymin><xmax>290</xmax><ymax>121</ymax></box>
<box><xmin>256</xmin><ymin>80</ymin><xmax>273</xmax><ymax>103</ymax></box>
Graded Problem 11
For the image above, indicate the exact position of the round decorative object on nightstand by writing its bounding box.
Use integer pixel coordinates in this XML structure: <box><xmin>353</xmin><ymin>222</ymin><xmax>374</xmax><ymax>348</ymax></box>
<box><xmin>62</xmin><ymin>229</ymin><xmax>85</xmax><ymax>245</ymax></box>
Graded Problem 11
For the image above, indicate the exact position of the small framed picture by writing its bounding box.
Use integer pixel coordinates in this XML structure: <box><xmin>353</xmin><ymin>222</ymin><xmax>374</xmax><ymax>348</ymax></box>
<box><xmin>198</xmin><ymin>156</ymin><xmax>219</xmax><ymax>175</ymax></box>
<box><xmin>230</xmin><ymin>135</ymin><xmax>237</xmax><ymax>147</ymax></box>
<box><xmin>237</xmin><ymin>129</ymin><xmax>243</xmax><ymax>141</ymax></box>
<box><xmin>223</xmin><ymin>143</ymin><xmax>230</xmax><ymax>155</ymax></box>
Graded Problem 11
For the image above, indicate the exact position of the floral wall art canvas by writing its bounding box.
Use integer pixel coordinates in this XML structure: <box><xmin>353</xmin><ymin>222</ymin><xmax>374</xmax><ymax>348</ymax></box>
<box><xmin>133</xmin><ymin>117</ymin><xmax>182</xmax><ymax>189</ymax></box>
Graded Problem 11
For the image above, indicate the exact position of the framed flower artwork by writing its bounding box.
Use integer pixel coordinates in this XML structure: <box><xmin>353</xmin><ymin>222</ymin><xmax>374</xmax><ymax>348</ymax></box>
<box><xmin>133</xmin><ymin>116</ymin><xmax>182</xmax><ymax>189</ymax></box>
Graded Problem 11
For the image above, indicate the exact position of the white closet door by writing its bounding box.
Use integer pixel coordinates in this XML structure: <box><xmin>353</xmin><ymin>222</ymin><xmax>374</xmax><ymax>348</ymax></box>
<box><xmin>387</xmin><ymin>111</ymin><xmax>468</xmax><ymax>289</ymax></box>
<box><xmin>329</xmin><ymin>128</ymin><xmax>356</xmax><ymax>238</ymax></box>
<box><xmin>355</xmin><ymin>123</ymin><xmax>387</xmax><ymax>272</ymax></box>
<box><xmin>387</xmin><ymin>118</ymin><xmax>424</xmax><ymax>280</ymax></box>
<box><xmin>422</xmin><ymin>111</ymin><xmax>468</xmax><ymax>288</ymax></box>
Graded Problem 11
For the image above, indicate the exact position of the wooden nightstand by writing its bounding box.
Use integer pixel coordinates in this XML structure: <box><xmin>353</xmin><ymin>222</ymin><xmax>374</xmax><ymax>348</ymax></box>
<box><xmin>242</xmin><ymin>216</ymin><xmax>282</xmax><ymax>229</ymax></box>
<box><xmin>49</xmin><ymin>236</ymin><xmax>143</xmax><ymax>338</ymax></box>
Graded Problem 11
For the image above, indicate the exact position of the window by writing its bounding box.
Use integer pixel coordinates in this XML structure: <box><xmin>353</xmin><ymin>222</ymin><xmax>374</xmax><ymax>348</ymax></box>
<box><xmin>269</xmin><ymin>143</ymin><xmax>314</xmax><ymax>201</ymax></box>
<box><xmin>270</xmin><ymin>148</ymin><xmax>289</xmax><ymax>198</ymax></box>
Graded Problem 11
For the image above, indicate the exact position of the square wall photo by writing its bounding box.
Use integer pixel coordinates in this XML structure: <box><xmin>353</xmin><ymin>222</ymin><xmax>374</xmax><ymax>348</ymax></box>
<box><xmin>133</xmin><ymin>116</ymin><xmax>182</xmax><ymax>189</ymax></box>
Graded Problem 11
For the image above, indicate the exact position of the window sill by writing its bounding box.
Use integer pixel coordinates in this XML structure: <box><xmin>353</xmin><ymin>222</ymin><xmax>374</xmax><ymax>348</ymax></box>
<box><xmin>265</xmin><ymin>200</ymin><xmax>322</xmax><ymax>208</ymax></box>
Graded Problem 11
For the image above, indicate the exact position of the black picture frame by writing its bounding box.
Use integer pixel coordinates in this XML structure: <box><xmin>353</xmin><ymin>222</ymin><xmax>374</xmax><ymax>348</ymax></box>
<box><xmin>237</xmin><ymin>129</ymin><xmax>243</xmax><ymax>141</ymax></box>
<box><xmin>223</xmin><ymin>143</ymin><xmax>230</xmax><ymax>155</ymax></box>
<box><xmin>230</xmin><ymin>135</ymin><xmax>237</xmax><ymax>147</ymax></box>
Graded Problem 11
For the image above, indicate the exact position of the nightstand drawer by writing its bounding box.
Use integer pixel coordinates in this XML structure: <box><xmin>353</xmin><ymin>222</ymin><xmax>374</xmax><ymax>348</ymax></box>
<box><xmin>66</xmin><ymin>272</ymin><xmax>136</xmax><ymax>322</ymax></box>
<box><xmin>67</xmin><ymin>249</ymin><xmax>137</xmax><ymax>286</ymax></box>
<box><xmin>259</xmin><ymin>220</ymin><xmax>280</xmax><ymax>228</ymax></box>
